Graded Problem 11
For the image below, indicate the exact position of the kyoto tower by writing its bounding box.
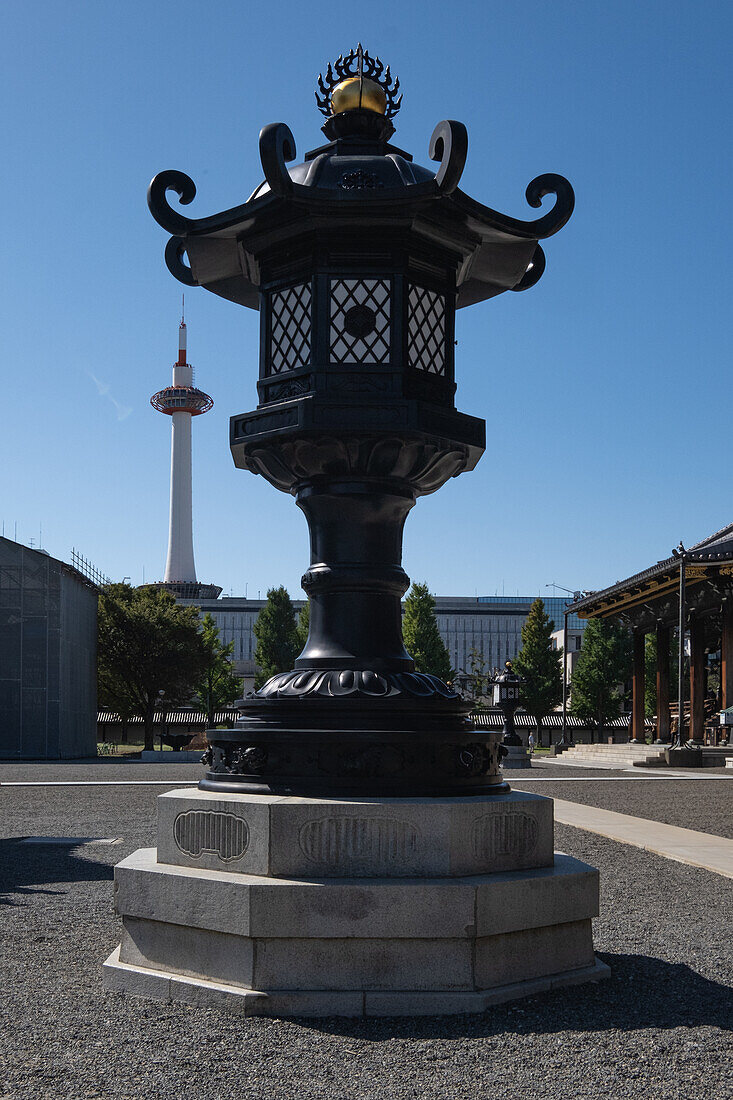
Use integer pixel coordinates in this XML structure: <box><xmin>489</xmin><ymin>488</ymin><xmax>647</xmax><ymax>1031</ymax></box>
<box><xmin>150</xmin><ymin>307</ymin><xmax>221</xmax><ymax>600</ymax></box>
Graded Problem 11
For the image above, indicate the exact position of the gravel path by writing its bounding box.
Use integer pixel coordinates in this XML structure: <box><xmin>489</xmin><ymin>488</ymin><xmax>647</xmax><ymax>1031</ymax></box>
<box><xmin>513</xmin><ymin>766</ymin><xmax>733</xmax><ymax>840</ymax></box>
<box><xmin>0</xmin><ymin>760</ymin><xmax>202</xmax><ymax>784</ymax></box>
<box><xmin>1</xmin><ymin>768</ymin><xmax>731</xmax><ymax>1100</ymax></box>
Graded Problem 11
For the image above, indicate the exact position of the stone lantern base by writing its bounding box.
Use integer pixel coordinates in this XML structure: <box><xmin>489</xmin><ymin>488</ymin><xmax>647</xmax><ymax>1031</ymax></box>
<box><xmin>103</xmin><ymin>788</ymin><xmax>609</xmax><ymax>1017</ymax></box>
<box><xmin>502</xmin><ymin>745</ymin><xmax>533</xmax><ymax>769</ymax></box>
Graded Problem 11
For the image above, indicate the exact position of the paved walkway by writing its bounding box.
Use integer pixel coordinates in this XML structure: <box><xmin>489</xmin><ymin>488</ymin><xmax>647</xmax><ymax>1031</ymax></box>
<box><xmin>552</xmin><ymin>797</ymin><xmax>733</xmax><ymax>880</ymax></box>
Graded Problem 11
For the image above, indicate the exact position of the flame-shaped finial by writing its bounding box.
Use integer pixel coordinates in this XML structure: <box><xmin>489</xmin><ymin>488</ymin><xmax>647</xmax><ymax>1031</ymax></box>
<box><xmin>315</xmin><ymin>46</ymin><xmax>402</xmax><ymax>119</ymax></box>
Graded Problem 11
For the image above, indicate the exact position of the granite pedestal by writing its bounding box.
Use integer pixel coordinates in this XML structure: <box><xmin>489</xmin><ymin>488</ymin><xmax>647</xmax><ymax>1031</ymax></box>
<box><xmin>502</xmin><ymin>745</ymin><xmax>532</xmax><ymax>769</ymax></box>
<box><xmin>104</xmin><ymin>787</ymin><xmax>608</xmax><ymax>1016</ymax></box>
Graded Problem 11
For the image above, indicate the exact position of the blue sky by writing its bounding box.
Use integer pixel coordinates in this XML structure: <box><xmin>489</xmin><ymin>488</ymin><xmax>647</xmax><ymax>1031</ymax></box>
<box><xmin>1</xmin><ymin>1</ymin><xmax>730</xmax><ymax>599</ymax></box>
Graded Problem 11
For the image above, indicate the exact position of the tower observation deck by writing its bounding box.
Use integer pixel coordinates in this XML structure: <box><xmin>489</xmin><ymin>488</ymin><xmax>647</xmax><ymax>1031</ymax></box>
<box><xmin>150</xmin><ymin>311</ymin><xmax>221</xmax><ymax>601</ymax></box>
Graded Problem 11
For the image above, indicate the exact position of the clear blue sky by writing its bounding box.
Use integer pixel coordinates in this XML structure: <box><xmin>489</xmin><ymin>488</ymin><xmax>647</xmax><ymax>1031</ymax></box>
<box><xmin>1</xmin><ymin>1</ymin><xmax>730</xmax><ymax>598</ymax></box>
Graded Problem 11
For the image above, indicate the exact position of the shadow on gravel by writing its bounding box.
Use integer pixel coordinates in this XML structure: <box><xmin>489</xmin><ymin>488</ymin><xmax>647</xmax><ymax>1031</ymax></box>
<box><xmin>0</xmin><ymin>838</ymin><xmax>114</xmax><ymax>905</ymax></box>
<box><xmin>301</xmin><ymin>954</ymin><xmax>733</xmax><ymax>1038</ymax></box>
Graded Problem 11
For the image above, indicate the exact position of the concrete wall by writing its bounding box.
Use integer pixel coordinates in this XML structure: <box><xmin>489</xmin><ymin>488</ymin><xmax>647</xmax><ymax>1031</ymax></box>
<box><xmin>0</xmin><ymin>538</ymin><xmax>97</xmax><ymax>759</ymax></box>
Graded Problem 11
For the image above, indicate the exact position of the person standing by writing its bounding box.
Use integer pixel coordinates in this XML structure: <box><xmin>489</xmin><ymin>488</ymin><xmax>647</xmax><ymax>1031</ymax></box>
<box><xmin>528</xmin><ymin>731</ymin><xmax>535</xmax><ymax>755</ymax></box>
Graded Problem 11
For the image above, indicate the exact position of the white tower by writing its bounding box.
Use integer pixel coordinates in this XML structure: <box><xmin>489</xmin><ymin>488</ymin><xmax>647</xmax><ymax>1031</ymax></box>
<box><xmin>151</xmin><ymin>310</ymin><xmax>220</xmax><ymax>600</ymax></box>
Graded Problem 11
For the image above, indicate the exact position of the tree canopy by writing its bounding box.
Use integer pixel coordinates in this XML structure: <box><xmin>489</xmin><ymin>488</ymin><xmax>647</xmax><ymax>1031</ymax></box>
<box><xmin>253</xmin><ymin>586</ymin><xmax>301</xmax><ymax>689</ymax></box>
<box><xmin>571</xmin><ymin>617</ymin><xmax>631</xmax><ymax>738</ymax></box>
<box><xmin>194</xmin><ymin>613</ymin><xmax>243</xmax><ymax>728</ymax></box>
<box><xmin>97</xmin><ymin>583</ymin><xmax>208</xmax><ymax>751</ymax></box>
<box><xmin>512</xmin><ymin>597</ymin><xmax>563</xmax><ymax>743</ymax></box>
<box><xmin>402</xmin><ymin>582</ymin><xmax>453</xmax><ymax>682</ymax></box>
<box><xmin>295</xmin><ymin>598</ymin><xmax>310</xmax><ymax>654</ymax></box>
<box><xmin>466</xmin><ymin>645</ymin><xmax>488</xmax><ymax>707</ymax></box>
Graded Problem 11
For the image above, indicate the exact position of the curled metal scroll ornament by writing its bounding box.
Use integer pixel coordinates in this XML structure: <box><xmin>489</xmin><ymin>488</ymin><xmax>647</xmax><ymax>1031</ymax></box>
<box><xmin>520</xmin><ymin>173</ymin><xmax>575</xmax><ymax>238</ymax></box>
<box><xmin>429</xmin><ymin>120</ymin><xmax>468</xmax><ymax>195</ymax></box>
<box><xmin>164</xmin><ymin>236</ymin><xmax>195</xmax><ymax>286</ymax></box>
<box><xmin>259</xmin><ymin>123</ymin><xmax>297</xmax><ymax>198</ymax></box>
<box><xmin>254</xmin><ymin>669</ymin><xmax>461</xmax><ymax>701</ymax></box>
<box><xmin>147</xmin><ymin>169</ymin><xmax>198</xmax><ymax>234</ymax></box>
<box><xmin>511</xmin><ymin>244</ymin><xmax>546</xmax><ymax>292</ymax></box>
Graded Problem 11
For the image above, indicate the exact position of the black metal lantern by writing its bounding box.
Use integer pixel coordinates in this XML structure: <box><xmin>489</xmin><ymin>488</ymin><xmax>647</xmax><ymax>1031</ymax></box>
<box><xmin>491</xmin><ymin>661</ymin><xmax>524</xmax><ymax>746</ymax></box>
<box><xmin>149</xmin><ymin>47</ymin><xmax>574</xmax><ymax>797</ymax></box>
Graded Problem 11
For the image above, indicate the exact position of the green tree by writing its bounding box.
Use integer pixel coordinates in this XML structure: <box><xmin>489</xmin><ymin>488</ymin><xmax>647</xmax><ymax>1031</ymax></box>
<box><xmin>512</xmin><ymin>598</ymin><xmax>563</xmax><ymax>746</ymax></box>
<box><xmin>467</xmin><ymin>645</ymin><xmax>487</xmax><ymax>707</ymax></box>
<box><xmin>253</xmin><ymin>586</ymin><xmax>300</xmax><ymax>689</ymax></box>
<box><xmin>571</xmin><ymin>618</ymin><xmax>631</xmax><ymax>741</ymax></box>
<box><xmin>402</xmin><ymin>582</ymin><xmax>453</xmax><ymax>682</ymax></box>
<box><xmin>195</xmin><ymin>613</ymin><xmax>243</xmax><ymax>728</ymax></box>
<box><xmin>97</xmin><ymin>583</ymin><xmax>208</xmax><ymax>751</ymax></box>
<box><xmin>295</xmin><ymin>599</ymin><xmax>310</xmax><ymax>653</ymax></box>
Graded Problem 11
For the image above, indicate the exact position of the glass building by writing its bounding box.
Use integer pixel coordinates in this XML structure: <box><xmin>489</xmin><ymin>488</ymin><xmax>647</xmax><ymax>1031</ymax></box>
<box><xmin>181</xmin><ymin>592</ymin><xmax>585</xmax><ymax>691</ymax></box>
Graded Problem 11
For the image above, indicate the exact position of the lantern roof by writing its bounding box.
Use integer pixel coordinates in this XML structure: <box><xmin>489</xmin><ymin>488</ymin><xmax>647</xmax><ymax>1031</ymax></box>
<box><xmin>148</xmin><ymin>50</ymin><xmax>574</xmax><ymax>311</ymax></box>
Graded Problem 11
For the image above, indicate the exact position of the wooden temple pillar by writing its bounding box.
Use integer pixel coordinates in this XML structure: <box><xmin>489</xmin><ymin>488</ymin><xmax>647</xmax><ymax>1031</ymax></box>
<box><xmin>655</xmin><ymin>623</ymin><xmax>670</xmax><ymax>744</ymax></box>
<box><xmin>688</xmin><ymin>615</ymin><xmax>705</xmax><ymax>745</ymax></box>
<box><xmin>721</xmin><ymin>599</ymin><xmax>733</xmax><ymax>711</ymax></box>
<box><xmin>631</xmin><ymin>631</ymin><xmax>646</xmax><ymax>743</ymax></box>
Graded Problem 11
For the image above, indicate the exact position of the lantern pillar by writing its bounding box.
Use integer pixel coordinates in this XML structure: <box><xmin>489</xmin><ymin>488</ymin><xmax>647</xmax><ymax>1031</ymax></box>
<box><xmin>296</xmin><ymin>482</ymin><xmax>413</xmax><ymax>671</ymax></box>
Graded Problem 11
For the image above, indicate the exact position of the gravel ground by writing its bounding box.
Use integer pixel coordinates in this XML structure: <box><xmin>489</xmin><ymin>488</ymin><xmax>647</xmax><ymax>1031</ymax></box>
<box><xmin>0</xmin><ymin>760</ymin><xmax>202</xmax><ymax>784</ymax></box>
<box><xmin>513</xmin><ymin>762</ymin><xmax>733</xmax><ymax>840</ymax></box>
<box><xmin>0</xmin><ymin>768</ymin><xmax>731</xmax><ymax>1100</ymax></box>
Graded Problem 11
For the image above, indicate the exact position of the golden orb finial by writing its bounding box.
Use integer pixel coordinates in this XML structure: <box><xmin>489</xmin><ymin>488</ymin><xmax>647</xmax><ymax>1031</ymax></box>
<box><xmin>316</xmin><ymin>45</ymin><xmax>402</xmax><ymax>120</ymax></box>
<box><xmin>330</xmin><ymin>76</ymin><xmax>387</xmax><ymax>116</ymax></box>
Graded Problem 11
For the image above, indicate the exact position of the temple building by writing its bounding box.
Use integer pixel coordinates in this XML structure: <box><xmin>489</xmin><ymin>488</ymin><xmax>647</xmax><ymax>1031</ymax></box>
<box><xmin>568</xmin><ymin>523</ymin><xmax>733</xmax><ymax>746</ymax></box>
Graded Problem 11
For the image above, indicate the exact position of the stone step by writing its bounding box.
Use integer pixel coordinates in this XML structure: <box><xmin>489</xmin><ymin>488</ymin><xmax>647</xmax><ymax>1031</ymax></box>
<box><xmin>558</xmin><ymin>745</ymin><xmax>667</xmax><ymax>769</ymax></box>
<box><xmin>559</xmin><ymin>758</ymin><xmax>665</xmax><ymax>766</ymax></box>
<box><xmin>561</xmin><ymin>748</ymin><xmax>665</xmax><ymax>757</ymax></box>
<box><xmin>562</xmin><ymin>743</ymin><xmax>660</xmax><ymax>752</ymax></box>
<box><xmin>105</xmin><ymin>845</ymin><xmax>605</xmax><ymax>1016</ymax></box>
<box><xmin>561</xmin><ymin>746</ymin><xmax>665</xmax><ymax>758</ymax></box>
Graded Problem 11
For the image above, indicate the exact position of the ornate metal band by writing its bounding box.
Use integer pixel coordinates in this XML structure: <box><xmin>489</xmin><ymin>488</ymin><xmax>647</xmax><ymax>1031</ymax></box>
<box><xmin>301</xmin><ymin>564</ymin><xmax>410</xmax><ymax>596</ymax></box>
<box><xmin>200</xmin><ymin>727</ymin><xmax>509</xmax><ymax>797</ymax></box>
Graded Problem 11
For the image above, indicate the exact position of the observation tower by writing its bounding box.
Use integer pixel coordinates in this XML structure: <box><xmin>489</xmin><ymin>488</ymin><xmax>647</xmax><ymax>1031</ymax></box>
<box><xmin>150</xmin><ymin>309</ymin><xmax>221</xmax><ymax>600</ymax></box>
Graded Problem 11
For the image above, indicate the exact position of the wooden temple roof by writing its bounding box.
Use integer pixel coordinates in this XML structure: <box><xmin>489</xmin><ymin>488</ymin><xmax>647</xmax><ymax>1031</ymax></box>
<box><xmin>568</xmin><ymin>522</ymin><xmax>733</xmax><ymax>626</ymax></box>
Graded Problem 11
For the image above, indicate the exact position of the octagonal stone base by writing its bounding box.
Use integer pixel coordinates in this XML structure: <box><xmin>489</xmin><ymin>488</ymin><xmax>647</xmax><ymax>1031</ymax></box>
<box><xmin>103</xmin><ymin>789</ymin><xmax>608</xmax><ymax>1017</ymax></box>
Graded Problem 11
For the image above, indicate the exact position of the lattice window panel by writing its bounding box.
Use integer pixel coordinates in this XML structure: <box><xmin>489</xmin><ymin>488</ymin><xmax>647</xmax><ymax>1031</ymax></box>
<box><xmin>407</xmin><ymin>285</ymin><xmax>446</xmax><ymax>375</ymax></box>
<box><xmin>330</xmin><ymin>278</ymin><xmax>391</xmax><ymax>364</ymax></box>
<box><xmin>268</xmin><ymin>283</ymin><xmax>312</xmax><ymax>375</ymax></box>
